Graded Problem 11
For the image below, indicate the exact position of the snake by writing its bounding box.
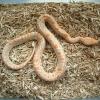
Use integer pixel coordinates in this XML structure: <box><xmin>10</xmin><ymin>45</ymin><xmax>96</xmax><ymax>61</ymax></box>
<box><xmin>2</xmin><ymin>14</ymin><xmax>100</xmax><ymax>81</ymax></box>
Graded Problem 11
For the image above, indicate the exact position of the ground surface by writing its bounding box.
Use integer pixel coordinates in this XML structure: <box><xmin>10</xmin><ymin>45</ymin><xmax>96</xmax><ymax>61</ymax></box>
<box><xmin>0</xmin><ymin>3</ymin><xmax>100</xmax><ymax>100</ymax></box>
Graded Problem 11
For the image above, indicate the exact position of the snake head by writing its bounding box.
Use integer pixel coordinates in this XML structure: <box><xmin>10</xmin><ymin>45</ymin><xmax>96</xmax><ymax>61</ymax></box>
<box><xmin>81</xmin><ymin>37</ymin><xmax>99</xmax><ymax>46</ymax></box>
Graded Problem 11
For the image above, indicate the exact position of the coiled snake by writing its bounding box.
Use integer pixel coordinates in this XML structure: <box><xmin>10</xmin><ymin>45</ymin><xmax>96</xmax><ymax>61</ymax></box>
<box><xmin>2</xmin><ymin>14</ymin><xmax>100</xmax><ymax>81</ymax></box>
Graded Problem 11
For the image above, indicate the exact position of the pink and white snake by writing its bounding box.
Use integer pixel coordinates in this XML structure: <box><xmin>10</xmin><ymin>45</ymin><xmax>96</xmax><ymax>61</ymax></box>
<box><xmin>2</xmin><ymin>14</ymin><xmax>100</xmax><ymax>81</ymax></box>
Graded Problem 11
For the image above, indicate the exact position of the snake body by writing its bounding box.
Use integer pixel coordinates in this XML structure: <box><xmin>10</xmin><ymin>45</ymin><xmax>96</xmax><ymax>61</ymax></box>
<box><xmin>2</xmin><ymin>14</ymin><xmax>99</xmax><ymax>81</ymax></box>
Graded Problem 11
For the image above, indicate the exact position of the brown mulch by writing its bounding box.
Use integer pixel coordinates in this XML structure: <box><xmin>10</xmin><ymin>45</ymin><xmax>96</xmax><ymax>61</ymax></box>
<box><xmin>0</xmin><ymin>3</ymin><xmax>100</xmax><ymax>100</ymax></box>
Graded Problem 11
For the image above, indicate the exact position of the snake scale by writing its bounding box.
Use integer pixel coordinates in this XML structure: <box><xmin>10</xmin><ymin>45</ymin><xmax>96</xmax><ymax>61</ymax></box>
<box><xmin>2</xmin><ymin>14</ymin><xmax>100</xmax><ymax>81</ymax></box>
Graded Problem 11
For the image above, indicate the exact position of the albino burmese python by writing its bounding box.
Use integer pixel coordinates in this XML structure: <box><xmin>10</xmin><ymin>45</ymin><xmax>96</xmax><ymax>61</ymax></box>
<box><xmin>2</xmin><ymin>14</ymin><xmax>100</xmax><ymax>81</ymax></box>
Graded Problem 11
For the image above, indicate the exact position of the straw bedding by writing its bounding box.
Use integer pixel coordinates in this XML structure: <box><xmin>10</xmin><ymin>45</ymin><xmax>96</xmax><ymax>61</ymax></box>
<box><xmin>0</xmin><ymin>3</ymin><xmax>100</xmax><ymax>100</ymax></box>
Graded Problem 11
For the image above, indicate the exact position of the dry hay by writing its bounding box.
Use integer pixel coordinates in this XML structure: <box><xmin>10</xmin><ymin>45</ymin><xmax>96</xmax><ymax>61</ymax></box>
<box><xmin>0</xmin><ymin>3</ymin><xmax>100</xmax><ymax>100</ymax></box>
